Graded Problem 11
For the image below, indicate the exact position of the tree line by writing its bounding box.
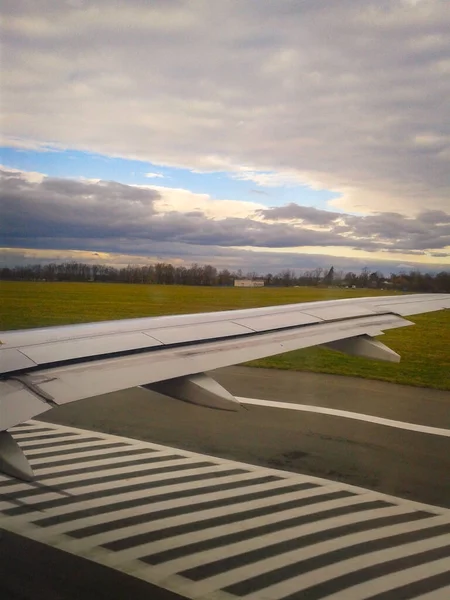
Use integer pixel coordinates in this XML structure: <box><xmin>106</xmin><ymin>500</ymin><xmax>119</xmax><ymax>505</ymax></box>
<box><xmin>1</xmin><ymin>262</ymin><xmax>449</xmax><ymax>292</ymax></box>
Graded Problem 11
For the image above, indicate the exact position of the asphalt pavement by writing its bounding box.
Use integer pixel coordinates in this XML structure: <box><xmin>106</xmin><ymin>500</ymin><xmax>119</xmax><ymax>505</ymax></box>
<box><xmin>38</xmin><ymin>367</ymin><xmax>450</xmax><ymax>508</ymax></box>
<box><xmin>2</xmin><ymin>367</ymin><xmax>449</xmax><ymax>600</ymax></box>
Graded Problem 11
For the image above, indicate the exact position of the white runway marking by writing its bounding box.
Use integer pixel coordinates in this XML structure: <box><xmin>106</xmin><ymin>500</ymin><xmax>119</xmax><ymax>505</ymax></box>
<box><xmin>238</xmin><ymin>397</ymin><xmax>450</xmax><ymax>437</ymax></box>
<box><xmin>1</xmin><ymin>420</ymin><xmax>449</xmax><ymax>600</ymax></box>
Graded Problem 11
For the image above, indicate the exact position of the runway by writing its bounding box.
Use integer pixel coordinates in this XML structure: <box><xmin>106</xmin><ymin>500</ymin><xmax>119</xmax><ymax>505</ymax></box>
<box><xmin>1</xmin><ymin>419</ymin><xmax>450</xmax><ymax>600</ymax></box>
<box><xmin>1</xmin><ymin>368</ymin><xmax>449</xmax><ymax>599</ymax></box>
<box><xmin>37</xmin><ymin>366</ymin><xmax>450</xmax><ymax>507</ymax></box>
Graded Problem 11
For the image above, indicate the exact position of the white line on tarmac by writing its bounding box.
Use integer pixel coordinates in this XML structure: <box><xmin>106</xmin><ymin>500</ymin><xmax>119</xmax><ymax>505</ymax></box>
<box><xmin>237</xmin><ymin>397</ymin><xmax>450</xmax><ymax>438</ymax></box>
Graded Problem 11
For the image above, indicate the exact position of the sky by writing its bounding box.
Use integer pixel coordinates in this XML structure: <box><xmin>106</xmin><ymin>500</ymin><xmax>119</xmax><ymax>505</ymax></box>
<box><xmin>1</xmin><ymin>0</ymin><xmax>450</xmax><ymax>274</ymax></box>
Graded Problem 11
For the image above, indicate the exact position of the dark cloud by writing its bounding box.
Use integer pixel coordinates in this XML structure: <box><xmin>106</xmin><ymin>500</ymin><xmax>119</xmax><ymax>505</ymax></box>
<box><xmin>183</xmin><ymin>210</ymin><xmax>205</xmax><ymax>217</ymax></box>
<box><xmin>431</xmin><ymin>252</ymin><xmax>450</xmax><ymax>258</ymax></box>
<box><xmin>259</xmin><ymin>201</ymin><xmax>450</xmax><ymax>252</ymax></box>
<box><xmin>1</xmin><ymin>169</ymin><xmax>159</xmax><ymax>239</ymax></box>
<box><xmin>418</xmin><ymin>211</ymin><xmax>450</xmax><ymax>225</ymax></box>
<box><xmin>343</xmin><ymin>211</ymin><xmax>450</xmax><ymax>250</ymax></box>
<box><xmin>0</xmin><ymin>169</ymin><xmax>374</xmax><ymax>250</ymax></box>
<box><xmin>1</xmin><ymin>170</ymin><xmax>449</xmax><ymax>262</ymax></box>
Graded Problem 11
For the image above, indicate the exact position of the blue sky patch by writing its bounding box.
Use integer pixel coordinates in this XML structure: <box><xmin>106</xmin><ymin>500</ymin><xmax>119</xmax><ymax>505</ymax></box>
<box><xmin>0</xmin><ymin>146</ymin><xmax>341</xmax><ymax>210</ymax></box>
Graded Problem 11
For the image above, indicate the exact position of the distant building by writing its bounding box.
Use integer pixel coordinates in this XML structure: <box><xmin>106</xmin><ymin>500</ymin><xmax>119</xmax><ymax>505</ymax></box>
<box><xmin>234</xmin><ymin>279</ymin><xmax>264</xmax><ymax>288</ymax></box>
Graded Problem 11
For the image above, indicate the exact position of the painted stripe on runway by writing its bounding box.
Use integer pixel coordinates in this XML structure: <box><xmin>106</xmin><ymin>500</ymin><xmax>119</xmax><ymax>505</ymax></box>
<box><xmin>1</xmin><ymin>420</ymin><xmax>449</xmax><ymax>600</ymax></box>
<box><xmin>238</xmin><ymin>397</ymin><xmax>450</xmax><ymax>437</ymax></box>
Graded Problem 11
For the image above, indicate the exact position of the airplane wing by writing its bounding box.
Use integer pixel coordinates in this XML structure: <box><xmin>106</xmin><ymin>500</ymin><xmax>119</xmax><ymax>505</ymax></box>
<box><xmin>1</xmin><ymin>293</ymin><xmax>449</xmax><ymax>479</ymax></box>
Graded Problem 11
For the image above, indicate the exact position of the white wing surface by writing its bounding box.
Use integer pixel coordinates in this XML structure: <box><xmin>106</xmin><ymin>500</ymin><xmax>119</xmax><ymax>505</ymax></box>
<box><xmin>1</xmin><ymin>293</ymin><xmax>449</xmax><ymax>479</ymax></box>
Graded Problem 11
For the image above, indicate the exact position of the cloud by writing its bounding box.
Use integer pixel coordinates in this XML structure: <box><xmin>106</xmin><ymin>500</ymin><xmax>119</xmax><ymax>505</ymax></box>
<box><xmin>2</xmin><ymin>1</ymin><xmax>449</xmax><ymax>215</ymax></box>
<box><xmin>343</xmin><ymin>211</ymin><xmax>450</xmax><ymax>251</ymax></box>
<box><xmin>145</xmin><ymin>172</ymin><xmax>164</xmax><ymax>179</ymax></box>
<box><xmin>233</xmin><ymin>170</ymin><xmax>305</xmax><ymax>188</ymax></box>
<box><xmin>258</xmin><ymin>202</ymin><xmax>450</xmax><ymax>252</ymax></box>
<box><xmin>0</xmin><ymin>169</ymin><xmax>324</xmax><ymax>249</ymax></box>
<box><xmin>0</xmin><ymin>167</ymin><xmax>159</xmax><ymax>239</ymax></box>
<box><xmin>0</xmin><ymin>164</ymin><xmax>46</xmax><ymax>183</ymax></box>
<box><xmin>431</xmin><ymin>252</ymin><xmax>450</xmax><ymax>258</ymax></box>
<box><xmin>257</xmin><ymin>203</ymin><xmax>342</xmax><ymax>226</ymax></box>
<box><xmin>1</xmin><ymin>168</ymin><xmax>449</xmax><ymax>266</ymax></box>
<box><xmin>150</xmin><ymin>184</ymin><xmax>264</xmax><ymax>219</ymax></box>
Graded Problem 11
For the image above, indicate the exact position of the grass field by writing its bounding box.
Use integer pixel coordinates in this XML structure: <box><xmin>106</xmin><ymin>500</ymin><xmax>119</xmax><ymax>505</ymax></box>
<box><xmin>1</xmin><ymin>281</ymin><xmax>449</xmax><ymax>390</ymax></box>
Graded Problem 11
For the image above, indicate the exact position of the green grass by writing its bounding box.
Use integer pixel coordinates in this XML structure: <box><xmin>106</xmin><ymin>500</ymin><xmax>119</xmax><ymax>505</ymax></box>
<box><xmin>247</xmin><ymin>311</ymin><xmax>450</xmax><ymax>390</ymax></box>
<box><xmin>1</xmin><ymin>281</ymin><xmax>449</xmax><ymax>390</ymax></box>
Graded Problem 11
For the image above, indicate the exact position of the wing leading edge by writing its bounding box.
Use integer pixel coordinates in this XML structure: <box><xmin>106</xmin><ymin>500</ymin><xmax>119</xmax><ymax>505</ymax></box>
<box><xmin>1</xmin><ymin>293</ymin><xmax>449</xmax><ymax>479</ymax></box>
